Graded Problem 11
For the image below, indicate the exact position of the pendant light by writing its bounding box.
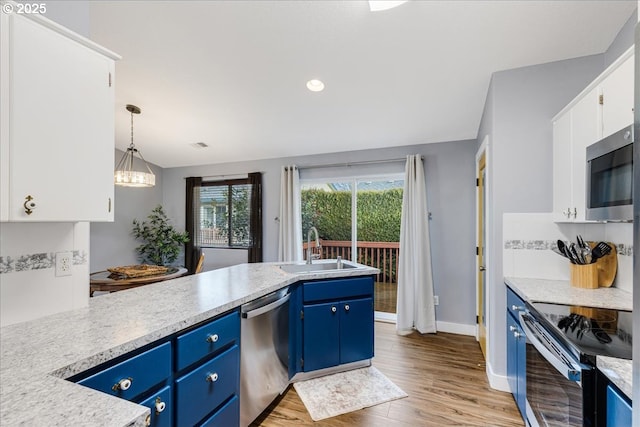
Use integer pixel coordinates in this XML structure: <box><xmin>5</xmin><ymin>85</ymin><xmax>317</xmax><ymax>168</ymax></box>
<box><xmin>114</xmin><ymin>104</ymin><xmax>155</xmax><ymax>187</ymax></box>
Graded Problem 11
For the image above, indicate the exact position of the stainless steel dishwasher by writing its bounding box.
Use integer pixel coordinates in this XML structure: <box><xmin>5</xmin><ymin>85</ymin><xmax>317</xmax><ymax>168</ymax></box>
<box><xmin>240</xmin><ymin>287</ymin><xmax>290</xmax><ymax>426</ymax></box>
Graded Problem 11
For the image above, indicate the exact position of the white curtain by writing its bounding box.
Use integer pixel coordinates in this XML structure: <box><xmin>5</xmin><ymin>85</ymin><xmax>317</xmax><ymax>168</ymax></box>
<box><xmin>396</xmin><ymin>155</ymin><xmax>436</xmax><ymax>335</ymax></box>
<box><xmin>278</xmin><ymin>165</ymin><xmax>303</xmax><ymax>262</ymax></box>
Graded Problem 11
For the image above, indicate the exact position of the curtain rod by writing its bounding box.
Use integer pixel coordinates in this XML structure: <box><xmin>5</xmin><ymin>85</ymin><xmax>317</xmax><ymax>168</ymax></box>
<box><xmin>296</xmin><ymin>156</ymin><xmax>421</xmax><ymax>171</ymax></box>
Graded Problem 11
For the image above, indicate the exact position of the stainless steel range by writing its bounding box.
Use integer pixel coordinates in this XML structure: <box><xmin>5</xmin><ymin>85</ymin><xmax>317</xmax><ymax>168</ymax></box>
<box><xmin>520</xmin><ymin>302</ymin><xmax>632</xmax><ymax>427</ymax></box>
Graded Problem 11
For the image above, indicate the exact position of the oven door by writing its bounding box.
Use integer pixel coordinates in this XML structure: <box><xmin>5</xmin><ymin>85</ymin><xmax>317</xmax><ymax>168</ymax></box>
<box><xmin>520</xmin><ymin>312</ymin><xmax>595</xmax><ymax>427</ymax></box>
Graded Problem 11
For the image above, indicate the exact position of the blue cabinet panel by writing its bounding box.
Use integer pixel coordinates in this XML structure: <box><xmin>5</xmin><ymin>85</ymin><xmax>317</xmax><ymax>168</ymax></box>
<box><xmin>138</xmin><ymin>385</ymin><xmax>172</xmax><ymax>427</ymax></box>
<box><xmin>506</xmin><ymin>286</ymin><xmax>526</xmax><ymax>421</ymax></box>
<box><xmin>303</xmin><ymin>276</ymin><xmax>374</xmax><ymax>303</ymax></box>
<box><xmin>339</xmin><ymin>298</ymin><xmax>374</xmax><ymax>364</ymax></box>
<box><xmin>175</xmin><ymin>310</ymin><xmax>240</xmax><ymax>372</ymax></box>
<box><xmin>78</xmin><ymin>342</ymin><xmax>171</xmax><ymax>401</ymax></box>
<box><xmin>175</xmin><ymin>344</ymin><xmax>239</xmax><ymax>427</ymax></box>
<box><xmin>606</xmin><ymin>384</ymin><xmax>632</xmax><ymax>427</ymax></box>
<box><xmin>303</xmin><ymin>302</ymin><xmax>340</xmax><ymax>371</ymax></box>
<box><xmin>200</xmin><ymin>395</ymin><xmax>240</xmax><ymax>427</ymax></box>
<box><xmin>507</xmin><ymin>288</ymin><xmax>526</xmax><ymax>320</ymax></box>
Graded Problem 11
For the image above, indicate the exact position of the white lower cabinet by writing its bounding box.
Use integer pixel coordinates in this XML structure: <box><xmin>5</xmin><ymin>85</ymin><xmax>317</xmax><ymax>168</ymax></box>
<box><xmin>0</xmin><ymin>12</ymin><xmax>119</xmax><ymax>222</ymax></box>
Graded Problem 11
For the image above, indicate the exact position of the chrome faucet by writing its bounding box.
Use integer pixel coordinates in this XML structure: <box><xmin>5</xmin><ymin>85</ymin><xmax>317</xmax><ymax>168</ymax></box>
<box><xmin>306</xmin><ymin>226</ymin><xmax>321</xmax><ymax>264</ymax></box>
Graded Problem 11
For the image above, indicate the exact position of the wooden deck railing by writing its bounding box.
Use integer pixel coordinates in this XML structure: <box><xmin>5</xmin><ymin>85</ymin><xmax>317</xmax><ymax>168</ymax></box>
<box><xmin>303</xmin><ymin>240</ymin><xmax>399</xmax><ymax>284</ymax></box>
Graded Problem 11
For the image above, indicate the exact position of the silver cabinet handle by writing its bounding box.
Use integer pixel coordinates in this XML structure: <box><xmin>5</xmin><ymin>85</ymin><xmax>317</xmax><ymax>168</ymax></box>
<box><xmin>514</xmin><ymin>331</ymin><xmax>523</xmax><ymax>339</ymax></box>
<box><xmin>206</xmin><ymin>334</ymin><xmax>219</xmax><ymax>343</ymax></box>
<box><xmin>23</xmin><ymin>195</ymin><xmax>36</xmax><ymax>215</ymax></box>
<box><xmin>206</xmin><ymin>372</ymin><xmax>219</xmax><ymax>382</ymax></box>
<box><xmin>344</xmin><ymin>304</ymin><xmax>350</xmax><ymax>312</ymax></box>
<box><xmin>155</xmin><ymin>397</ymin><xmax>166</xmax><ymax>414</ymax></box>
<box><xmin>331</xmin><ymin>306</ymin><xmax>337</xmax><ymax>313</ymax></box>
<box><xmin>511</xmin><ymin>305</ymin><xmax>524</xmax><ymax>311</ymax></box>
<box><xmin>113</xmin><ymin>377</ymin><xmax>132</xmax><ymax>391</ymax></box>
<box><xmin>509</xmin><ymin>325</ymin><xmax>517</xmax><ymax>332</ymax></box>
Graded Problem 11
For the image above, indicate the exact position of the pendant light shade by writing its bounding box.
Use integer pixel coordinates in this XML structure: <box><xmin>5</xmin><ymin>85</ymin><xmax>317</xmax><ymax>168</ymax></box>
<box><xmin>114</xmin><ymin>104</ymin><xmax>155</xmax><ymax>187</ymax></box>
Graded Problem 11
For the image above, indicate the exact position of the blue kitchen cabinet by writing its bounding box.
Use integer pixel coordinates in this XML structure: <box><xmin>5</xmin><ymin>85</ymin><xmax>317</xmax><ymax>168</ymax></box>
<box><xmin>294</xmin><ymin>276</ymin><xmax>375</xmax><ymax>373</ymax></box>
<box><xmin>506</xmin><ymin>286</ymin><xmax>527</xmax><ymax>420</ymax></box>
<box><xmin>72</xmin><ymin>310</ymin><xmax>240</xmax><ymax>427</ymax></box>
<box><xmin>606</xmin><ymin>384</ymin><xmax>632</xmax><ymax>426</ymax></box>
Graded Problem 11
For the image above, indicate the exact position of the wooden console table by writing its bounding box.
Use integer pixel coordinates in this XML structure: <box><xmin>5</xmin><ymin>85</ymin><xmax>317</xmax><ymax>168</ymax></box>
<box><xmin>90</xmin><ymin>267</ymin><xmax>188</xmax><ymax>297</ymax></box>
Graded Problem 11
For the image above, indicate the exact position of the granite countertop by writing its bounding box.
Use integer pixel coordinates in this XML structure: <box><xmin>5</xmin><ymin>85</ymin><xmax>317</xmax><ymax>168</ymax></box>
<box><xmin>504</xmin><ymin>277</ymin><xmax>632</xmax><ymax>311</ymax></box>
<box><xmin>505</xmin><ymin>277</ymin><xmax>633</xmax><ymax>401</ymax></box>
<box><xmin>0</xmin><ymin>261</ymin><xmax>378</xmax><ymax>426</ymax></box>
<box><xmin>597</xmin><ymin>356</ymin><xmax>632</xmax><ymax>400</ymax></box>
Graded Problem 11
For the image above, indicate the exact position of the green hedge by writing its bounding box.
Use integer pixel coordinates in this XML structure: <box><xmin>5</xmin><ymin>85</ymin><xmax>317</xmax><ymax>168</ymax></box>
<box><xmin>301</xmin><ymin>188</ymin><xmax>402</xmax><ymax>242</ymax></box>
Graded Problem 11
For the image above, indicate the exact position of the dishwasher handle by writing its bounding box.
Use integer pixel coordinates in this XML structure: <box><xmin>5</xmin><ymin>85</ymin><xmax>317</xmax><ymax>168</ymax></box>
<box><xmin>242</xmin><ymin>293</ymin><xmax>290</xmax><ymax>319</ymax></box>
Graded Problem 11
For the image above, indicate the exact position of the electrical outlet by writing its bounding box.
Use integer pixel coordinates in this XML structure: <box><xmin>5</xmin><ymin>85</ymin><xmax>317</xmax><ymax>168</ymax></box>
<box><xmin>434</xmin><ymin>295</ymin><xmax>439</xmax><ymax>306</ymax></box>
<box><xmin>55</xmin><ymin>252</ymin><xmax>73</xmax><ymax>277</ymax></box>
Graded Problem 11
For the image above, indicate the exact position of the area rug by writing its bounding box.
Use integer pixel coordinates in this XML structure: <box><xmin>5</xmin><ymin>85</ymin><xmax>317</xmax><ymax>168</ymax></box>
<box><xmin>293</xmin><ymin>366</ymin><xmax>408</xmax><ymax>421</ymax></box>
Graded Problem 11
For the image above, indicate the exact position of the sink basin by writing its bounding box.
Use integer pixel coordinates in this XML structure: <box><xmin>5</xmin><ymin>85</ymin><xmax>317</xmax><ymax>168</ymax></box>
<box><xmin>279</xmin><ymin>261</ymin><xmax>358</xmax><ymax>274</ymax></box>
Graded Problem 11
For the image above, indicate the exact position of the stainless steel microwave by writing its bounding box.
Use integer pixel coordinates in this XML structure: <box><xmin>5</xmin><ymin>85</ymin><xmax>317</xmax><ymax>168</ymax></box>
<box><xmin>586</xmin><ymin>125</ymin><xmax>633</xmax><ymax>221</ymax></box>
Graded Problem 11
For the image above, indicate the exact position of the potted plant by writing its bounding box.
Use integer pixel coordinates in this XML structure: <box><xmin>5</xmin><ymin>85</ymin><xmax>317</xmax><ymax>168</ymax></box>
<box><xmin>132</xmin><ymin>205</ymin><xmax>190</xmax><ymax>266</ymax></box>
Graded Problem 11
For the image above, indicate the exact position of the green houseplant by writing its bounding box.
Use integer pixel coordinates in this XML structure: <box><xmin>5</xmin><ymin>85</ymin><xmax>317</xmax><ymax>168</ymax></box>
<box><xmin>132</xmin><ymin>205</ymin><xmax>190</xmax><ymax>266</ymax></box>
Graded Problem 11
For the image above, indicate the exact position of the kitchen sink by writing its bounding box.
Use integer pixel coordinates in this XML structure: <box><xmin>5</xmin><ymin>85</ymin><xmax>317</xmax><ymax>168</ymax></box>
<box><xmin>278</xmin><ymin>260</ymin><xmax>359</xmax><ymax>274</ymax></box>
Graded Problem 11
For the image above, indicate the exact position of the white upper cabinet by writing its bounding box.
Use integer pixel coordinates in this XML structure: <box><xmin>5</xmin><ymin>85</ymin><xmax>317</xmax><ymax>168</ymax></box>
<box><xmin>0</xmin><ymin>12</ymin><xmax>120</xmax><ymax>222</ymax></box>
<box><xmin>600</xmin><ymin>54</ymin><xmax>634</xmax><ymax>138</ymax></box>
<box><xmin>552</xmin><ymin>48</ymin><xmax>633</xmax><ymax>223</ymax></box>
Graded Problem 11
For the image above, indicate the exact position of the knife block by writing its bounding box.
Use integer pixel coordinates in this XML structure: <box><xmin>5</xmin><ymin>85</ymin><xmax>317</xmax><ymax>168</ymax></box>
<box><xmin>570</xmin><ymin>263</ymin><xmax>599</xmax><ymax>289</ymax></box>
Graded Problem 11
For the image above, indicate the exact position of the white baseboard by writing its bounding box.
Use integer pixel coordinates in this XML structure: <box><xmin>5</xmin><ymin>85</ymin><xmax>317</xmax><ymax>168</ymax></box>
<box><xmin>436</xmin><ymin>321</ymin><xmax>476</xmax><ymax>336</ymax></box>
<box><xmin>486</xmin><ymin>360</ymin><xmax>510</xmax><ymax>392</ymax></box>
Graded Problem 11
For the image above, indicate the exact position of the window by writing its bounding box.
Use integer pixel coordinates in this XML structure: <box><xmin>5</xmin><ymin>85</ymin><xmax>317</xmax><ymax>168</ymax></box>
<box><xmin>199</xmin><ymin>179</ymin><xmax>252</xmax><ymax>248</ymax></box>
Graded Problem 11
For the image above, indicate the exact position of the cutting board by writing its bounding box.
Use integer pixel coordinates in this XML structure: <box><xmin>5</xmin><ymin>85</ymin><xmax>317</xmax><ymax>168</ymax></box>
<box><xmin>589</xmin><ymin>242</ymin><xmax>617</xmax><ymax>287</ymax></box>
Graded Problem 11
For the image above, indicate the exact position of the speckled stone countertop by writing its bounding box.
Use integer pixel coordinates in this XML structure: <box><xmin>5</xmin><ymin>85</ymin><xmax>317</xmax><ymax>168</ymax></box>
<box><xmin>597</xmin><ymin>356</ymin><xmax>632</xmax><ymax>400</ymax></box>
<box><xmin>504</xmin><ymin>277</ymin><xmax>632</xmax><ymax>311</ymax></box>
<box><xmin>0</xmin><ymin>261</ymin><xmax>377</xmax><ymax>426</ymax></box>
<box><xmin>505</xmin><ymin>277</ymin><xmax>633</xmax><ymax>402</ymax></box>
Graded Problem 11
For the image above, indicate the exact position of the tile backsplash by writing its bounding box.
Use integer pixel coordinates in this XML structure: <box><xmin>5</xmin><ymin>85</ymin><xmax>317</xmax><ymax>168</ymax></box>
<box><xmin>503</xmin><ymin>213</ymin><xmax>633</xmax><ymax>294</ymax></box>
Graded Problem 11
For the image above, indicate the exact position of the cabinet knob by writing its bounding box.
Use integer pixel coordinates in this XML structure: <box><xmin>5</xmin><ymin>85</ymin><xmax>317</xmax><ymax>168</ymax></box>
<box><xmin>155</xmin><ymin>397</ymin><xmax>166</xmax><ymax>414</ymax></box>
<box><xmin>513</xmin><ymin>331</ymin><xmax>523</xmax><ymax>339</ymax></box>
<box><xmin>206</xmin><ymin>334</ymin><xmax>219</xmax><ymax>343</ymax></box>
<box><xmin>206</xmin><ymin>372</ymin><xmax>219</xmax><ymax>383</ymax></box>
<box><xmin>23</xmin><ymin>195</ymin><xmax>36</xmax><ymax>215</ymax></box>
<box><xmin>112</xmin><ymin>377</ymin><xmax>132</xmax><ymax>391</ymax></box>
<box><xmin>511</xmin><ymin>305</ymin><xmax>524</xmax><ymax>312</ymax></box>
<box><xmin>509</xmin><ymin>325</ymin><xmax>517</xmax><ymax>332</ymax></box>
<box><xmin>331</xmin><ymin>306</ymin><xmax>337</xmax><ymax>313</ymax></box>
<box><xmin>344</xmin><ymin>304</ymin><xmax>350</xmax><ymax>312</ymax></box>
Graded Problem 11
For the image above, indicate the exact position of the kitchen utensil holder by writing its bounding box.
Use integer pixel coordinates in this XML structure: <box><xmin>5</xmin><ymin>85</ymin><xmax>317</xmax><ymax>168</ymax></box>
<box><xmin>568</xmin><ymin>242</ymin><xmax>617</xmax><ymax>289</ymax></box>
<box><xmin>570</xmin><ymin>263</ymin><xmax>599</xmax><ymax>289</ymax></box>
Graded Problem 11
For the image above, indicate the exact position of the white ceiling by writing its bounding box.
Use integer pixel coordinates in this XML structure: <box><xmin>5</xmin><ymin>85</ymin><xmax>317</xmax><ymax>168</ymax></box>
<box><xmin>88</xmin><ymin>1</ymin><xmax>636</xmax><ymax>168</ymax></box>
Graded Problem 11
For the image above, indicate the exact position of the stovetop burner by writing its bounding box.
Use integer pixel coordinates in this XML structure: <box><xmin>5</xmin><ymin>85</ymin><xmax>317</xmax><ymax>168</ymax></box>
<box><xmin>529</xmin><ymin>302</ymin><xmax>632</xmax><ymax>364</ymax></box>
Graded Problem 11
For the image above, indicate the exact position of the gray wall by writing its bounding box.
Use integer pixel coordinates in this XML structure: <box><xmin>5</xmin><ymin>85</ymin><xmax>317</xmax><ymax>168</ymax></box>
<box><xmin>90</xmin><ymin>149</ymin><xmax>164</xmax><ymax>271</ymax></box>
<box><xmin>41</xmin><ymin>1</ymin><xmax>90</xmax><ymax>37</ymax></box>
<box><xmin>478</xmin><ymin>8</ymin><xmax>636</xmax><ymax>382</ymax></box>
<box><xmin>162</xmin><ymin>140</ymin><xmax>478</xmax><ymax>327</ymax></box>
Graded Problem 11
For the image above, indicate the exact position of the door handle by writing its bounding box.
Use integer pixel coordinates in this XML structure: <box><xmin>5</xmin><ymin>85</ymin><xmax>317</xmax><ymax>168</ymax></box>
<box><xmin>479</xmin><ymin>266</ymin><xmax>486</xmax><ymax>271</ymax></box>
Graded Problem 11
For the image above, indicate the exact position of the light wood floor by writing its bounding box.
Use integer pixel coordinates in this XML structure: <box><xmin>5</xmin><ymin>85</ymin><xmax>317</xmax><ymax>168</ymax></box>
<box><xmin>253</xmin><ymin>322</ymin><xmax>524</xmax><ymax>427</ymax></box>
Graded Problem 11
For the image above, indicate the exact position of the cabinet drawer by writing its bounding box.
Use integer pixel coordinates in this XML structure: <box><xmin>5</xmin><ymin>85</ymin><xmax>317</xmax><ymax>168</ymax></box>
<box><xmin>78</xmin><ymin>342</ymin><xmax>171</xmax><ymax>400</ymax></box>
<box><xmin>175</xmin><ymin>310</ymin><xmax>240</xmax><ymax>371</ymax></box>
<box><xmin>303</xmin><ymin>276</ymin><xmax>373</xmax><ymax>303</ymax></box>
<box><xmin>138</xmin><ymin>385</ymin><xmax>172</xmax><ymax>427</ymax></box>
<box><xmin>175</xmin><ymin>344</ymin><xmax>240</xmax><ymax>427</ymax></box>
<box><xmin>200</xmin><ymin>395</ymin><xmax>239</xmax><ymax>427</ymax></box>
<box><xmin>507</xmin><ymin>287</ymin><xmax>526</xmax><ymax>321</ymax></box>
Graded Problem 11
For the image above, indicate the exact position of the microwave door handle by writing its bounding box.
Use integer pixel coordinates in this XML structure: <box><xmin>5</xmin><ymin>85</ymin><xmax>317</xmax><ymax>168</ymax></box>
<box><xmin>519</xmin><ymin>312</ymin><xmax>582</xmax><ymax>383</ymax></box>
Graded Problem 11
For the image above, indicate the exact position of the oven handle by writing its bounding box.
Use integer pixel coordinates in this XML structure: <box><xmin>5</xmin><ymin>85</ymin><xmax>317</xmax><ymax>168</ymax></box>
<box><xmin>519</xmin><ymin>311</ymin><xmax>582</xmax><ymax>383</ymax></box>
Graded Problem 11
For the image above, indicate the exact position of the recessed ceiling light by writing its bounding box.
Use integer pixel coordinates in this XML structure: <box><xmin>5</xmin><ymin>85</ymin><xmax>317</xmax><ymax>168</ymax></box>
<box><xmin>306</xmin><ymin>79</ymin><xmax>325</xmax><ymax>92</ymax></box>
<box><xmin>368</xmin><ymin>0</ymin><xmax>408</xmax><ymax>12</ymax></box>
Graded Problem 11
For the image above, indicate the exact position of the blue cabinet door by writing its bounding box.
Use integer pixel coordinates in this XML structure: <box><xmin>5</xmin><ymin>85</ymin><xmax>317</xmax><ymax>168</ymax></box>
<box><xmin>200</xmin><ymin>395</ymin><xmax>239</xmax><ymax>427</ymax></box>
<box><xmin>302</xmin><ymin>301</ymin><xmax>340</xmax><ymax>371</ymax></box>
<box><xmin>339</xmin><ymin>297</ymin><xmax>374</xmax><ymax>364</ymax></box>
<box><xmin>607</xmin><ymin>384</ymin><xmax>632</xmax><ymax>427</ymax></box>
<box><xmin>138</xmin><ymin>385</ymin><xmax>172</xmax><ymax>427</ymax></box>
<box><xmin>506</xmin><ymin>313</ymin><xmax>518</xmax><ymax>399</ymax></box>
<box><xmin>506</xmin><ymin>311</ymin><xmax>526</xmax><ymax>420</ymax></box>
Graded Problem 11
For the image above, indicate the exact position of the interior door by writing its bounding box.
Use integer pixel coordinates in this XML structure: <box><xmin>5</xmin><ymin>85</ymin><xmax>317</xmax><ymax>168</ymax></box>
<box><xmin>477</xmin><ymin>152</ymin><xmax>487</xmax><ymax>358</ymax></box>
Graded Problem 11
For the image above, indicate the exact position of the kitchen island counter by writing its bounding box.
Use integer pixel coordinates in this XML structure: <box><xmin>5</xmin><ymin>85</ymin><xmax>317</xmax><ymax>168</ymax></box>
<box><xmin>0</xmin><ymin>261</ymin><xmax>377</xmax><ymax>426</ymax></box>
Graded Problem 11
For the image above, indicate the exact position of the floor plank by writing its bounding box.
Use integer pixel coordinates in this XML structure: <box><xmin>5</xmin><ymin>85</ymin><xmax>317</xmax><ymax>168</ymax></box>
<box><xmin>254</xmin><ymin>322</ymin><xmax>524</xmax><ymax>426</ymax></box>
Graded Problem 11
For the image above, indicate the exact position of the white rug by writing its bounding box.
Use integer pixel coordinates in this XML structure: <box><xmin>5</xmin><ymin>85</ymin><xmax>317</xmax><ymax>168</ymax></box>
<box><xmin>293</xmin><ymin>366</ymin><xmax>408</xmax><ymax>421</ymax></box>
